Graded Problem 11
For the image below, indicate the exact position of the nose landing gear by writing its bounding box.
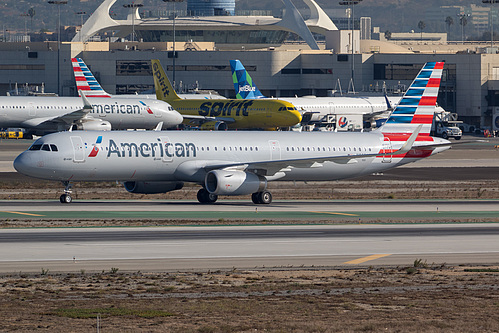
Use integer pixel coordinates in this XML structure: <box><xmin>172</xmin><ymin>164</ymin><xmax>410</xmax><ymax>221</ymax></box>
<box><xmin>60</xmin><ymin>181</ymin><xmax>73</xmax><ymax>204</ymax></box>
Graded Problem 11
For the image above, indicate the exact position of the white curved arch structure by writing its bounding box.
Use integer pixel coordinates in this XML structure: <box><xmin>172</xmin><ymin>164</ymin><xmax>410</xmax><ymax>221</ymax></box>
<box><xmin>73</xmin><ymin>0</ymin><xmax>337</xmax><ymax>50</ymax></box>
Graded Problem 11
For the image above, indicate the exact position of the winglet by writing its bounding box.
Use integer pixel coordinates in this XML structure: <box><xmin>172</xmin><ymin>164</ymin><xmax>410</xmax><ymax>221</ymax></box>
<box><xmin>151</xmin><ymin>59</ymin><xmax>181</xmax><ymax>102</ymax></box>
<box><xmin>384</xmin><ymin>94</ymin><xmax>393</xmax><ymax>111</ymax></box>
<box><xmin>392</xmin><ymin>124</ymin><xmax>422</xmax><ymax>156</ymax></box>
<box><xmin>80</xmin><ymin>90</ymin><xmax>93</xmax><ymax>112</ymax></box>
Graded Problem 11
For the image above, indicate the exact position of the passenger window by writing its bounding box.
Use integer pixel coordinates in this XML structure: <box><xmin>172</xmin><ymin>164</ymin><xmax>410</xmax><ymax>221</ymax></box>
<box><xmin>50</xmin><ymin>144</ymin><xmax>58</xmax><ymax>152</ymax></box>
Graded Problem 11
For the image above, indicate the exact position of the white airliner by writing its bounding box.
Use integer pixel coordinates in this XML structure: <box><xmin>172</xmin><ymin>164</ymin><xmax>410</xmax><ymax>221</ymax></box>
<box><xmin>72</xmin><ymin>57</ymin><xmax>226</xmax><ymax>100</ymax></box>
<box><xmin>14</xmin><ymin>62</ymin><xmax>450</xmax><ymax>204</ymax></box>
<box><xmin>0</xmin><ymin>92</ymin><xmax>183</xmax><ymax>135</ymax></box>
<box><xmin>231</xmin><ymin>59</ymin><xmax>401</xmax><ymax>127</ymax></box>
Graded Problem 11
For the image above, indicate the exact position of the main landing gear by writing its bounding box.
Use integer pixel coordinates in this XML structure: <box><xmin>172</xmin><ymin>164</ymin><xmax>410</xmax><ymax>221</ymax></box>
<box><xmin>197</xmin><ymin>188</ymin><xmax>218</xmax><ymax>204</ymax></box>
<box><xmin>196</xmin><ymin>188</ymin><xmax>273</xmax><ymax>205</ymax></box>
<box><xmin>59</xmin><ymin>181</ymin><xmax>73</xmax><ymax>204</ymax></box>
<box><xmin>251</xmin><ymin>191</ymin><xmax>272</xmax><ymax>205</ymax></box>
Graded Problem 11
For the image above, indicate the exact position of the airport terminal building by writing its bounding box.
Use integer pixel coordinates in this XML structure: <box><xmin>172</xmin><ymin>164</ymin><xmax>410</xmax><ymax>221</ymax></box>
<box><xmin>1</xmin><ymin>0</ymin><xmax>499</xmax><ymax>129</ymax></box>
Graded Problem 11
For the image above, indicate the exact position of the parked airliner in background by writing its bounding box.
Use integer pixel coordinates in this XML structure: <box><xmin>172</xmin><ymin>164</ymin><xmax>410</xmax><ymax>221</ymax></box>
<box><xmin>151</xmin><ymin>59</ymin><xmax>302</xmax><ymax>130</ymax></box>
<box><xmin>72</xmin><ymin>57</ymin><xmax>226</xmax><ymax>100</ymax></box>
<box><xmin>14</xmin><ymin>62</ymin><xmax>451</xmax><ymax>204</ymax></box>
<box><xmin>230</xmin><ymin>59</ymin><xmax>403</xmax><ymax>128</ymax></box>
<box><xmin>0</xmin><ymin>92</ymin><xmax>183</xmax><ymax>135</ymax></box>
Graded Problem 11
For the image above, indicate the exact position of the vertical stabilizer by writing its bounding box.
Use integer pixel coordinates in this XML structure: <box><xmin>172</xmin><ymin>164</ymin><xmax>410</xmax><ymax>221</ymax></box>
<box><xmin>72</xmin><ymin>58</ymin><xmax>111</xmax><ymax>98</ymax></box>
<box><xmin>151</xmin><ymin>59</ymin><xmax>181</xmax><ymax>103</ymax></box>
<box><xmin>230</xmin><ymin>60</ymin><xmax>266</xmax><ymax>99</ymax></box>
<box><xmin>380</xmin><ymin>62</ymin><xmax>444</xmax><ymax>136</ymax></box>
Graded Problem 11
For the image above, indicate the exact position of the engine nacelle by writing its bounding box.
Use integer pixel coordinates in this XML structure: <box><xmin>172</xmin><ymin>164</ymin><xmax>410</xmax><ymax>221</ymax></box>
<box><xmin>200</xmin><ymin>121</ymin><xmax>228</xmax><ymax>131</ymax></box>
<box><xmin>124</xmin><ymin>181</ymin><xmax>184</xmax><ymax>194</ymax></box>
<box><xmin>205</xmin><ymin>170</ymin><xmax>266</xmax><ymax>196</ymax></box>
<box><xmin>75</xmin><ymin>119</ymin><xmax>112</xmax><ymax>131</ymax></box>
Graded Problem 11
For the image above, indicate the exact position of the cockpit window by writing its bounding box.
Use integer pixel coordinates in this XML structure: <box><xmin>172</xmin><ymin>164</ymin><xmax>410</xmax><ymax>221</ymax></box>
<box><xmin>41</xmin><ymin>144</ymin><xmax>50</xmax><ymax>151</ymax></box>
<box><xmin>29</xmin><ymin>144</ymin><xmax>42</xmax><ymax>151</ymax></box>
<box><xmin>287</xmin><ymin>107</ymin><xmax>296</xmax><ymax>111</ymax></box>
<box><xmin>50</xmin><ymin>144</ymin><xmax>58</xmax><ymax>152</ymax></box>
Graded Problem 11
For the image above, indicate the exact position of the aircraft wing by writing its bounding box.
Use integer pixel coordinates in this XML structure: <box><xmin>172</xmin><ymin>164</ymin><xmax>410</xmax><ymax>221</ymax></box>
<box><xmin>21</xmin><ymin>93</ymin><xmax>93</xmax><ymax>127</ymax></box>
<box><xmin>182</xmin><ymin>115</ymin><xmax>236</xmax><ymax>125</ymax></box>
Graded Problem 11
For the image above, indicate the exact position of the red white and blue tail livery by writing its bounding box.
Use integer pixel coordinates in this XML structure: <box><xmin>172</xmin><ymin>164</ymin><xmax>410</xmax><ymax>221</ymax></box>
<box><xmin>72</xmin><ymin>58</ymin><xmax>111</xmax><ymax>98</ymax></box>
<box><xmin>376</xmin><ymin>62</ymin><xmax>446</xmax><ymax>160</ymax></box>
<box><xmin>380</xmin><ymin>61</ymin><xmax>443</xmax><ymax>136</ymax></box>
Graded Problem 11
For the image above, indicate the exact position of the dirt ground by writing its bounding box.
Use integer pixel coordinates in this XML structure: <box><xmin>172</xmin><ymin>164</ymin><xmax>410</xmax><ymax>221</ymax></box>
<box><xmin>0</xmin><ymin>265</ymin><xmax>498</xmax><ymax>332</ymax></box>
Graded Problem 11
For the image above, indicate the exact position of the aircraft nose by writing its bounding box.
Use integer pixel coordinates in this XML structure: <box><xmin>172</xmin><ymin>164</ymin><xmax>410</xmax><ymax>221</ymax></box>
<box><xmin>13</xmin><ymin>152</ymin><xmax>34</xmax><ymax>176</ymax></box>
<box><xmin>288</xmin><ymin>109</ymin><xmax>302</xmax><ymax>126</ymax></box>
<box><xmin>171</xmin><ymin>110</ymin><xmax>184</xmax><ymax>126</ymax></box>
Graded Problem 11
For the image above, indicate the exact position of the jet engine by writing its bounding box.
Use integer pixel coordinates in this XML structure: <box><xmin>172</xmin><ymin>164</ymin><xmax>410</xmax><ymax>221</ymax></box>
<box><xmin>123</xmin><ymin>181</ymin><xmax>184</xmax><ymax>194</ymax></box>
<box><xmin>75</xmin><ymin>119</ymin><xmax>112</xmax><ymax>131</ymax></box>
<box><xmin>205</xmin><ymin>170</ymin><xmax>266</xmax><ymax>196</ymax></box>
<box><xmin>200</xmin><ymin>121</ymin><xmax>228</xmax><ymax>131</ymax></box>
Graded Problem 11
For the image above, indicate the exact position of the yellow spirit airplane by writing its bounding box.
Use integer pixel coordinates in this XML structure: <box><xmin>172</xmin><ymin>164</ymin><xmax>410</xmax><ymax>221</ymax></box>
<box><xmin>151</xmin><ymin>59</ymin><xmax>302</xmax><ymax>130</ymax></box>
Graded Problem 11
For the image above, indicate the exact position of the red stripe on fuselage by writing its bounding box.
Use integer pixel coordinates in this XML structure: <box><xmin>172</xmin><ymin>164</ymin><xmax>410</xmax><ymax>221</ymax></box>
<box><xmin>383</xmin><ymin>134</ymin><xmax>434</xmax><ymax>141</ymax></box>
<box><xmin>376</xmin><ymin>149</ymin><xmax>434</xmax><ymax>159</ymax></box>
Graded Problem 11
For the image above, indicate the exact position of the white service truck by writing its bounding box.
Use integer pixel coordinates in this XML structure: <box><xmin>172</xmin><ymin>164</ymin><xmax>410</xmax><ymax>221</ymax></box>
<box><xmin>431</xmin><ymin>109</ymin><xmax>462</xmax><ymax>140</ymax></box>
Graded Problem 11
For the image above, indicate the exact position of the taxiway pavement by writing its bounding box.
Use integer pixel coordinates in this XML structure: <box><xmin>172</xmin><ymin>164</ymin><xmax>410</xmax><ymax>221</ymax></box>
<box><xmin>0</xmin><ymin>224</ymin><xmax>497</xmax><ymax>273</ymax></box>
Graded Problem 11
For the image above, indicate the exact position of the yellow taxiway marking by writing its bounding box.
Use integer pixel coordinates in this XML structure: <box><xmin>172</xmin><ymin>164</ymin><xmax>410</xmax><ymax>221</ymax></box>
<box><xmin>309</xmin><ymin>211</ymin><xmax>359</xmax><ymax>217</ymax></box>
<box><xmin>344</xmin><ymin>254</ymin><xmax>392</xmax><ymax>265</ymax></box>
<box><xmin>1</xmin><ymin>211</ymin><xmax>44</xmax><ymax>217</ymax></box>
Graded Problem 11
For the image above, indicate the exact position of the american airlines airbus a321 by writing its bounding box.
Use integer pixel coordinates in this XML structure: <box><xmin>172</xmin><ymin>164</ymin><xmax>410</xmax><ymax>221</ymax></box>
<box><xmin>0</xmin><ymin>91</ymin><xmax>183</xmax><ymax>135</ymax></box>
<box><xmin>15</xmin><ymin>62</ymin><xmax>450</xmax><ymax>204</ymax></box>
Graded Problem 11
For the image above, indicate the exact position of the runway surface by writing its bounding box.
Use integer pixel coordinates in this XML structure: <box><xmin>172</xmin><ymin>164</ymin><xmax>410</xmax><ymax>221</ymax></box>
<box><xmin>0</xmin><ymin>224</ymin><xmax>497</xmax><ymax>273</ymax></box>
<box><xmin>1</xmin><ymin>199</ymin><xmax>498</xmax><ymax>220</ymax></box>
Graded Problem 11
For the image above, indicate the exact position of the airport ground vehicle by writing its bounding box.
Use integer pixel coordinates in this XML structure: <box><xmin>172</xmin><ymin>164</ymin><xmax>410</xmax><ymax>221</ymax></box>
<box><xmin>0</xmin><ymin>128</ymin><xmax>27</xmax><ymax>139</ymax></box>
<box><xmin>431</xmin><ymin>110</ymin><xmax>462</xmax><ymax>140</ymax></box>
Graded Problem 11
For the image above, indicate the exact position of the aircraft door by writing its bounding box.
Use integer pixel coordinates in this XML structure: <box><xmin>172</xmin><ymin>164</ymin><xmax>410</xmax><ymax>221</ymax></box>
<box><xmin>28</xmin><ymin>102</ymin><xmax>36</xmax><ymax>116</ymax></box>
<box><xmin>328</xmin><ymin>102</ymin><xmax>335</xmax><ymax>114</ymax></box>
<box><xmin>382</xmin><ymin>137</ymin><xmax>392</xmax><ymax>163</ymax></box>
<box><xmin>70</xmin><ymin>136</ymin><xmax>85</xmax><ymax>163</ymax></box>
<box><xmin>269</xmin><ymin>140</ymin><xmax>281</xmax><ymax>160</ymax></box>
<box><xmin>159</xmin><ymin>136</ymin><xmax>173</xmax><ymax>163</ymax></box>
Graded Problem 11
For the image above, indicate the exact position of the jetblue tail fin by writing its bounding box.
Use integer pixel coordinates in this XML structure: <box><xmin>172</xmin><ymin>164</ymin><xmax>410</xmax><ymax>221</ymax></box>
<box><xmin>151</xmin><ymin>59</ymin><xmax>181</xmax><ymax>103</ymax></box>
<box><xmin>380</xmin><ymin>62</ymin><xmax>444</xmax><ymax>136</ymax></box>
<box><xmin>230</xmin><ymin>60</ymin><xmax>266</xmax><ymax>99</ymax></box>
<box><xmin>71</xmin><ymin>58</ymin><xmax>111</xmax><ymax>98</ymax></box>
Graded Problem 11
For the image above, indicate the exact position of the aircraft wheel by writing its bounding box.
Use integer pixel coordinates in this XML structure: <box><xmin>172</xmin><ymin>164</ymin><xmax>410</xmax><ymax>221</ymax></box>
<box><xmin>60</xmin><ymin>194</ymin><xmax>72</xmax><ymax>204</ymax></box>
<box><xmin>251</xmin><ymin>193</ymin><xmax>261</xmax><ymax>204</ymax></box>
<box><xmin>197</xmin><ymin>188</ymin><xmax>218</xmax><ymax>204</ymax></box>
<box><xmin>253</xmin><ymin>191</ymin><xmax>272</xmax><ymax>205</ymax></box>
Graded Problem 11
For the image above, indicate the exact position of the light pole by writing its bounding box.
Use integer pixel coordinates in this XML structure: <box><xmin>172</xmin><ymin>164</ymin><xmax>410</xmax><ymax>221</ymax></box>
<box><xmin>20</xmin><ymin>13</ymin><xmax>30</xmax><ymax>42</ymax></box>
<box><xmin>163</xmin><ymin>0</ymin><xmax>184</xmax><ymax>90</ymax></box>
<box><xmin>76</xmin><ymin>11</ymin><xmax>87</xmax><ymax>42</ymax></box>
<box><xmin>339</xmin><ymin>0</ymin><xmax>363</xmax><ymax>93</ymax></box>
<box><xmin>123</xmin><ymin>2</ymin><xmax>143</xmax><ymax>42</ymax></box>
<box><xmin>48</xmin><ymin>0</ymin><xmax>67</xmax><ymax>96</ymax></box>
<box><xmin>457</xmin><ymin>12</ymin><xmax>471</xmax><ymax>43</ymax></box>
<box><xmin>483</xmin><ymin>0</ymin><xmax>499</xmax><ymax>49</ymax></box>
